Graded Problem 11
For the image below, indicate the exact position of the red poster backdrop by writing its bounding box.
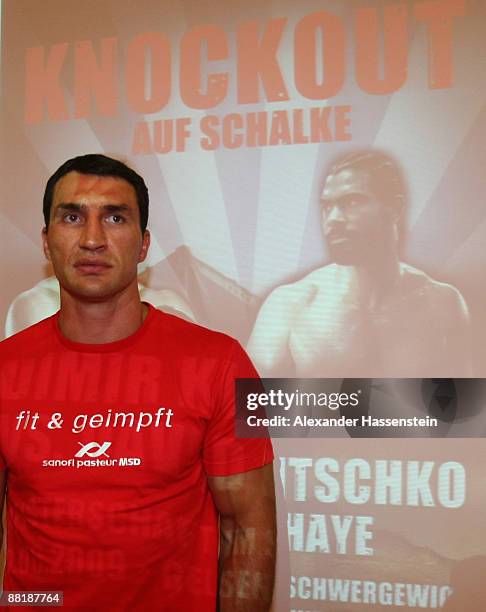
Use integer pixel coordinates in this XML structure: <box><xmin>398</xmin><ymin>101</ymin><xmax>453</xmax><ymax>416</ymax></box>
<box><xmin>1</xmin><ymin>0</ymin><xmax>486</xmax><ymax>609</ymax></box>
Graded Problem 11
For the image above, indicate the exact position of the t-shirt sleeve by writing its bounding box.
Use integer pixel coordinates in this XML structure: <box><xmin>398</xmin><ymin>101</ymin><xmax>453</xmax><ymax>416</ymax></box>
<box><xmin>0</xmin><ymin>443</ymin><xmax>5</xmax><ymax>470</ymax></box>
<box><xmin>0</xmin><ymin>410</ymin><xmax>6</xmax><ymax>470</ymax></box>
<box><xmin>202</xmin><ymin>339</ymin><xmax>274</xmax><ymax>477</ymax></box>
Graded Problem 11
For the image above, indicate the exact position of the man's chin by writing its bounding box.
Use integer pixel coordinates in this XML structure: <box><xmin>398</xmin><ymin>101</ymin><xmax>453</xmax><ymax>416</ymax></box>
<box><xmin>62</xmin><ymin>280</ymin><xmax>120</xmax><ymax>302</ymax></box>
<box><xmin>327</xmin><ymin>245</ymin><xmax>361</xmax><ymax>266</ymax></box>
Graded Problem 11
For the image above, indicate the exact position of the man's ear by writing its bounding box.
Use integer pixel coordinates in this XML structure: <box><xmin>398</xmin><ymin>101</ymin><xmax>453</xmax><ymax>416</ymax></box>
<box><xmin>41</xmin><ymin>227</ymin><xmax>51</xmax><ymax>261</ymax></box>
<box><xmin>139</xmin><ymin>229</ymin><xmax>151</xmax><ymax>263</ymax></box>
<box><xmin>388</xmin><ymin>194</ymin><xmax>404</xmax><ymax>224</ymax></box>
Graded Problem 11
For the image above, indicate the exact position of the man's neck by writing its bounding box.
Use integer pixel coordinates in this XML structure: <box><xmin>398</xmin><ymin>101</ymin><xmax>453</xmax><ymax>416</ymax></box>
<box><xmin>57</xmin><ymin>285</ymin><xmax>148</xmax><ymax>344</ymax></box>
<box><xmin>347</xmin><ymin>253</ymin><xmax>401</xmax><ymax>310</ymax></box>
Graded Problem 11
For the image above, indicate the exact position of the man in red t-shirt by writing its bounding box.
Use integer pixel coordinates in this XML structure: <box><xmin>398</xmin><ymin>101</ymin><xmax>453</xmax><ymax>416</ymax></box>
<box><xmin>0</xmin><ymin>154</ymin><xmax>276</xmax><ymax>611</ymax></box>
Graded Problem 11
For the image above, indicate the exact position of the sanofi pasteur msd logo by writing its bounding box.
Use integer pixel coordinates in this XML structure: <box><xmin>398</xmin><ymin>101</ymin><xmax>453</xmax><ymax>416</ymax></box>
<box><xmin>42</xmin><ymin>441</ymin><xmax>142</xmax><ymax>469</ymax></box>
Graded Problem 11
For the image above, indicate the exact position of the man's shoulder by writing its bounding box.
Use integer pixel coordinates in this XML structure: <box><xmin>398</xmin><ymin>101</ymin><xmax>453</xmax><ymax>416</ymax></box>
<box><xmin>301</xmin><ymin>263</ymin><xmax>345</xmax><ymax>285</ymax></box>
<box><xmin>399</xmin><ymin>263</ymin><xmax>467</xmax><ymax>314</ymax></box>
<box><xmin>400</xmin><ymin>263</ymin><xmax>464</xmax><ymax>299</ymax></box>
<box><xmin>141</xmin><ymin>288</ymin><xmax>194</xmax><ymax>322</ymax></box>
<box><xmin>151</xmin><ymin>307</ymin><xmax>238</xmax><ymax>356</ymax></box>
<box><xmin>0</xmin><ymin>315</ymin><xmax>56</xmax><ymax>359</ymax></box>
<box><xmin>264</xmin><ymin>264</ymin><xmax>339</xmax><ymax>306</ymax></box>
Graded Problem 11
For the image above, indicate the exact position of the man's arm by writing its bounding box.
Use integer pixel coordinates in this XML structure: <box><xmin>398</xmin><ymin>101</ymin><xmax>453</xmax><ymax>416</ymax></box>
<box><xmin>0</xmin><ymin>469</ymin><xmax>6</xmax><ymax>578</ymax></box>
<box><xmin>247</xmin><ymin>286</ymin><xmax>300</xmax><ymax>377</ymax></box>
<box><xmin>208</xmin><ymin>464</ymin><xmax>276</xmax><ymax>612</ymax></box>
<box><xmin>438</xmin><ymin>284</ymin><xmax>472</xmax><ymax>376</ymax></box>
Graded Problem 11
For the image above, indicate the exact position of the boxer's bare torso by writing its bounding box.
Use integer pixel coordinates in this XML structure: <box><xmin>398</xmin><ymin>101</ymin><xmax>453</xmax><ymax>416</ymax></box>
<box><xmin>248</xmin><ymin>262</ymin><xmax>470</xmax><ymax>378</ymax></box>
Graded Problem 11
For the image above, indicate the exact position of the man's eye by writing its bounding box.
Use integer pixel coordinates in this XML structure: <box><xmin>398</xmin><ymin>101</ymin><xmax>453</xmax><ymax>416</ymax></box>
<box><xmin>106</xmin><ymin>214</ymin><xmax>125</xmax><ymax>224</ymax></box>
<box><xmin>64</xmin><ymin>214</ymin><xmax>80</xmax><ymax>223</ymax></box>
<box><xmin>344</xmin><ymin>196</ymin><xmax>364</xmax><ymax>208</ymax></box>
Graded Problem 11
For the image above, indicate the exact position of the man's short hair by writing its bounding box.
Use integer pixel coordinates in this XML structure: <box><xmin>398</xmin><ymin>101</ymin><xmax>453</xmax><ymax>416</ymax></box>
<box><xmin>327</xmin><ymin>150</ymin><xmax>406</xmax><ymax>210</ymax></box>
<box><xmin>43</xmin><ymin>154</ymin><xmax>149</xmax><ymax>232</ymax></box>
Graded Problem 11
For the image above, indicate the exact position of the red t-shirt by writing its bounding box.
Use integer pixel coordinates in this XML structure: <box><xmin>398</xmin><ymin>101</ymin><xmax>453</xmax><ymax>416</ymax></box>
<box><xmin>0</xmin><ymin>305</ymin><xmax>273</xmax><ymax>611</ymax></box>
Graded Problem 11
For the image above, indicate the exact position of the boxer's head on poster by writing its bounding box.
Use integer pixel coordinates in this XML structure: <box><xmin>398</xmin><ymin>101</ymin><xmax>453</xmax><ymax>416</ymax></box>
<box><xmin>41</xmin><ymin>154</ymin><xmax>151</xmax><ymax>301</ymax></box>
<box><xmin>320</xmin><ymin>150</ymin><xmax>405</xmax><ymax>265</ymax></box>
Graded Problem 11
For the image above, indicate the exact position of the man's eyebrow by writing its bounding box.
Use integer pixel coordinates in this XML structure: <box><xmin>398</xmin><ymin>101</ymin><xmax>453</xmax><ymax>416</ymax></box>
<box><xmin>54</xmin><ymin>203</ymin><xmax>131</xmax><ymax>213</ymax></box>
<box><xmin>100</xmin><ymin>204</ymin><xmax>131</xmax><ymax>213</ymax></box>
<box><xmin>320</xmin><ymin>191</ymin><xmax>367</xmax><ymax>204</ymax></box>
<box><xmin>55</xmin><ymin>203</ymin><xmax>83</xmax><ymax>212</ymax></box>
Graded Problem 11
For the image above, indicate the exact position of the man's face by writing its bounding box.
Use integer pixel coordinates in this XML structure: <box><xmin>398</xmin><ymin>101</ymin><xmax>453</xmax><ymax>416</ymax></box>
<box><xmin>42</xmin><ymin>172</ymin><xmax>150</xmax><ymax>301</ymax></box>
<box><xmin>320</xmin><ymin>167</ymin><xmax>393</xmax><ymax>265</ymax></box>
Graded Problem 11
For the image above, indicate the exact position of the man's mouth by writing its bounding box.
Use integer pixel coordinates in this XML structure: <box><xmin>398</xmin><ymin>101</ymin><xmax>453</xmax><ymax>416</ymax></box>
<box><xmin>326</xmin><ymin>232</ymin><xmax>351</xmax><ymax>244</ymax></box>
<box><xmin>74</xmin><ymin>260</ymin><xmax>112</xmax><ymax>274</ymax></box>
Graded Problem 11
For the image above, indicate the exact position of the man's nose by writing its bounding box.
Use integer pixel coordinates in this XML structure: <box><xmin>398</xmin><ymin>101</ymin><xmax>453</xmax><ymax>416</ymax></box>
<box><xmin>79</xmin><ymin>217</ymin><xmax>106</xmax><ymax>250</ymax></box>
<box><xmin>325</xmin><ymin>204</ymin><xmax>346</xmax><ymax>225</ymax></box>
